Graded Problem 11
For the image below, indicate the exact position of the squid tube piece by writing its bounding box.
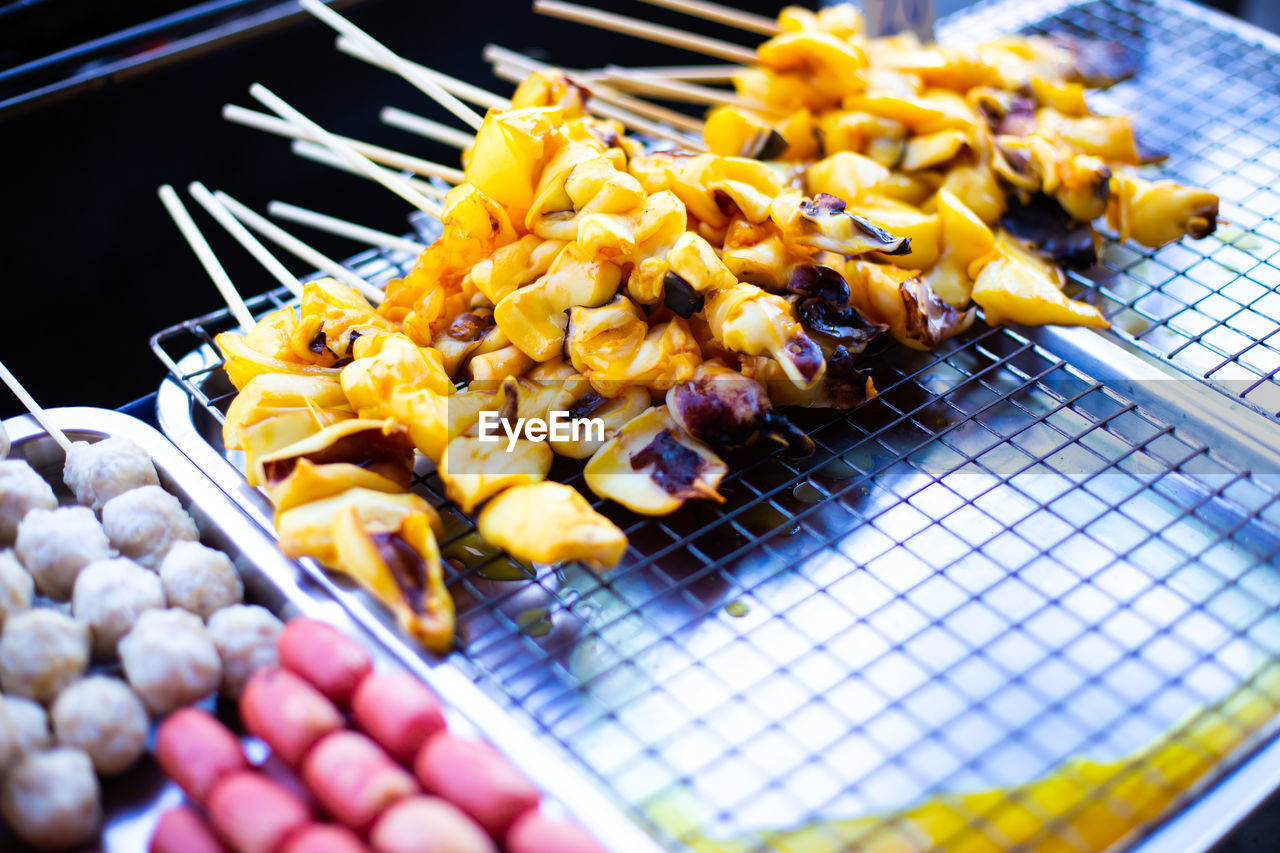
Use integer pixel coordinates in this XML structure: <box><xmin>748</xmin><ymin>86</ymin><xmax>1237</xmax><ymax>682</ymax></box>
<box><xmin>478</xmin><ymin>482</ymin><xmax>627</xmax><ymax>569</ymax></box>
<box><xmin>585</xmin><ymin>406</ymin><xmax>727</xmax><ymax>516</ymax></box>
<box><xmin>971</xmin><ymin>233</ymin><xmax>1108</xmax><ymax>328</ymax></box>
<box><xmin>333</xmin><ymin>509</ymin><xmax>454</xmax><ymax>654</ymax></box>
<box><xmin>704</xmin><ymin>283</ymin><xmax>826</xmax><ymax>388</ymax></box>
<box><xmin>847</xmin><ymin>260</ymin><xmax>975</xmax><ymax>350</ymax></box>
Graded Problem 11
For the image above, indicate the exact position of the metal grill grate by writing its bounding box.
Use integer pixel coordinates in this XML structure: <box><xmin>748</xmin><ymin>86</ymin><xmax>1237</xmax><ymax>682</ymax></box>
<box><xmin>151</xmin><ymin>1</ymin><xmax>1280</xmax><ymax>850</ymax></box>
<box><xmin>950</xmin><ymin>0</ymin><xmax>1280</xmax><ymax>420</ymax></box>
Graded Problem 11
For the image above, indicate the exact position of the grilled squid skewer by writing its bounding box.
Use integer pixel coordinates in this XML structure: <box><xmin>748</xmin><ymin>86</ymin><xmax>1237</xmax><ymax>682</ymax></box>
<box><xmin>332</xmin><ymin>510</ymin><xmax>454</xmax><ymax>654</ymax></box>
<box><xmin>585</xmin><ymin>406</ymin><xmax>728</xmax><ymax>515</ymax></box>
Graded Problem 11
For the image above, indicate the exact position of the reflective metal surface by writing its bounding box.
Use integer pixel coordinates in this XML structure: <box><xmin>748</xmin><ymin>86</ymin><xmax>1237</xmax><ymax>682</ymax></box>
<box><xmin>149</xmin><ymin>1</ymin><xmax>1280</xmax><ymax>849</ymax></box>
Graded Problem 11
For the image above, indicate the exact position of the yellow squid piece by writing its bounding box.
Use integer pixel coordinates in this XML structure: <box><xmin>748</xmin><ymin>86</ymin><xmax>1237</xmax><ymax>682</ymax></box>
<box><xmin>566</xmin><ymin>295</ymin><xmax>702</xmax><ymax>396</ymax></box>
<box><xmin>477</xmin><ymin>482</ymin><xmax>627</xmax><ymax>569</ymax></box>
<box><xmin>332</xmin><ymin>509</ymin><xmax>454</xmax><ymax>654</ymax></box>
<box><xmin>1107</xmin><ymin>172</ymin><xmax>1219</xmax><ymax>248</ymax></box>
<box><xmin>584</xmin><ymin>406</ymin><xmax>727</xmax><ymax>516</ymax></box>
<box><xmin>276</xmin><ymin>487</ymin><xmax>441</xmax><ymax>568</ymax></box>
<box><xmin>495</xmin><ymin>242</ymin><xmax>622</xmax><ymax>361</ymax></box>
<box><xmin>847</xmin><ymin>259</ymin><xmax>976</xmax><ymax>350</ymax></box>
<box><xmin>437</xmin><ymin>435</ymin><xmax>553</xmax><ymax>514</ymax></box>
<box><xmin>704</xmin><ymin>283</ymin><xmax>826</xmax><ymax>388</ymax></box>
<box><xmin>223</xmin><ymin>373</ymin><xmax>353</xmax><ymax>486</ymax></box>
<box><xmin>971</xmin><ymin>234</ymin><xmax>1109</xmax><ymax>328</ymax></box>
<box><xmin>256</xmin><ymin>418</ymin><xmax>416</xmax><ymax>512</ymax></box>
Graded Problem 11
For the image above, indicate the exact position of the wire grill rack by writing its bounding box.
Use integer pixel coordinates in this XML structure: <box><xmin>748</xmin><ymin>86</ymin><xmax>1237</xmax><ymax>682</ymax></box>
<box><xmin>151</xmin><ymin>1</ymin><xmax>1280</xmax><ymax>850</ymax></box>
<box><xmin>946</xmin><ymin>0</ymin><xmax>1280</xmax><ymax>420</ymax></box>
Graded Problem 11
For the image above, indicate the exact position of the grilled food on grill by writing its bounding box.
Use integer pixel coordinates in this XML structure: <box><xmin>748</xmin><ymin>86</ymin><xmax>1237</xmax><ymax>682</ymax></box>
<box><xmin>209</xmin><ymin>0</ymin><xmax>1219</xmax><ymax>654</ymax></box>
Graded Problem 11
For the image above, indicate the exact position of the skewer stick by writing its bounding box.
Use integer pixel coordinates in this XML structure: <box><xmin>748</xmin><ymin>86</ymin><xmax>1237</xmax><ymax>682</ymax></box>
<box><xmin>487</xmin><ymin>46</ymin><xmax>707</xmax><ymax>150</ymax></box>
<box><xmin>592</xmin><ymin>84</ymin><xmax>705</xmax><ymax>133</ymax></box>
<box><xmin>249</xmin><ymin>83</ymin><xmax>445</xmax><ymax>218</ymax></box>
<box><xmin>633</xmin><ymin>0</ymin><xmax>779</xmax><ymax>36</ymax></box>
<box><xmin>299</xmin><ymin>0</ymin><xmax>484</xmax><ymax>130</ymax></box>
<box><xmin>268</xmin><ymin>201</ymin><xmax>427</xmax><ymax>255</ymax></box>
<box><xmin>532</xmin><ymin>0</ymin><xmax>758</xmax><ymax>64</ymax></box>
<box><xmin>381</xmin><ymin>106</ymin><xmax>474</xmax><ymax>150</ymax></box>
<box><xmin>602</xmin><ymin>67</ymin><xmax>759</xmax><ymax>109</ymax></box>
<box><xmin>213</xmin><ymin>190</ymin><xmax>386</xmax><ymax>303</ymax></box>
<box><xmin>489</xmin><ymin>61</ymin><xmax>704</xmax><ymax>150</ymax></box>
<box><xmin>338</xmin><ymin>38</ymin><xmax>510</xmax><ymax>111</ymax></box>
<box><xmin>0</xmin><ymin>360</ymin><xmax>70</xmax><ymax>452</ymax></box>
<box><xmin>586</xmin><ymin>63</ymin><xmax>744</xmax><ymax>82</ymax></box>
<box><xmin>291</xmin><ymin>141</ymin><xmax>450</xmax><ymax>201</ymax></box>
<box><xmin>224</xmin><ymin>104</ymin><xmax>465</xmax><ymax>184</ymax></box>
<box><xmin>189</xmin><ymin>181</ymin><xmax>303</xmax><ymax>299</ymax></box>
<box><xmin>158</xmin><ymin>184</ymin><xmax>256</xmax><ymax>331</ymax></box>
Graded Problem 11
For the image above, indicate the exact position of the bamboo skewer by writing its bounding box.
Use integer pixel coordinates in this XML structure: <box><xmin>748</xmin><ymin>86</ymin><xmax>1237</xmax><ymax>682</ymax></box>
<box><xmin>338</xmin><ymin>37</ymin><xmax>511</xmax><ymax>112</ymax></box>
<box><xmin>381</xmin><ymin>106</ymin><xmax>474</xmax><ymax>150</ymax></box>
<box><xmin>0</xmin><ymin>360</ymin><xmax>71</xmax><ymax>452</ymax></box>
<box><xmin>223</xmin><ymin>104</ymin><xmax>465</xmax><ymax>185</ymax></box>
<box><xmin>586</xmin><ymin>63</ymin><xmax>745</xmax><ymax>82</ymax></box>
<box><xmin>249</xmin><ymin>83</ymin><xmax>445</xmax><ymax>218</ymax></box>
<box><xmin>189</xmin><ymin>181</ymin><xmax>303</xmax><ymax>299</ymax></box>
<box><xmin>494</xmin><ymin>60</ymin><xmax>705</xmax><ymax>150</ymax></box>
<box><xmin>488</xmin><ymin>61</ymin><xmax>703</xmax><ymax>150</ymax></box>
<box><xmin>633</xmin><ymin>0</ymin><xmax>779</xmax><ymax>36</ymax></box>
<box><xmin>601</xmin><ymin>67</ymin><xmax>758</xmax><ymax>109</ymax></box>
<box><xmin>291</xmin><ymin>141</ymin><xmax>450</xmax><ymax>201</ymax></box>
<box><xmin>268</xmin><ymin>201</ymin><xmax>428</xmax><ymax>255</ymax></box>
<box><xmin>592</xmin><ymin>84</ymin><xmax>705</xmax><ymax>134</ymax></box>
<box><xmin>299</xmin><ymin>0</ymin><xmax>485</xmax><ymax>131</ymax></box>
<box><xmin>158</xmin><ymin>184</ymin><xmax>256</xmax><ymax>332</ymax></box>
<box><xmin>486</xmin><ymin>45</ymin><xmax>707</xmax><ymax>150</ymax></box>
<box><xmin>214</xmin><ymin>190</ymin><xmax>386</xmax><ymax>303</ymax></box>
<box><xmin>532</xmin><ymin>0</ymin><xmax>758</xmax><ymax>64</ymax></box>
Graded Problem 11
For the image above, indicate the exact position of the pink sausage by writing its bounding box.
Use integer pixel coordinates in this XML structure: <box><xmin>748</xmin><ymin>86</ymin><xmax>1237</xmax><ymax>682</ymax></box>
<box><xmin>150</xmin><ymin>806</ymin><xmax>228</xmax><ymax>853</ymax></box>
<box><xmin>154</xmin><ymin>708</ymin><xmax>248</xmax><ymax>804</ymax></box>
<box><xmin>369</xmin><ymin>796</ymin><xmax>496</xmax><ymax>853</ymax></box>
<box><xmin>301</xmin><ymin>731</ymin><xmax>418</xmax><ymax>833</ymax></box>
<box><xmin>505</xmin><ymin>811</ymin><xmax>607</xmax><ymax>853</ymax></box>
<box><xmin>240</xmin><ymin>667</ymin><xmax>344</xmax><ymax>767</ymax></box>
<box><xmin>278</xmin><ymin>619</ymin><xmax>373</xmax><ymax>707</ymax></box>
<box><xmin>351</xmin><ymin>672</ymin><xmax>446</xmax><ymax>764</ymax></box>
<box><xmin>207</xmin><ymin>771</ymin><xmax>312</xmax><ymax>853</ymax></box>
<box><xmin>280</xmin><ymin>824</ymin><xmax>371</xmax><ymax>853</ymax></box>
<box><xmin>412</xmin><ymin>733</ymin><xmax>540</xmax><ymax>838</ymax></box>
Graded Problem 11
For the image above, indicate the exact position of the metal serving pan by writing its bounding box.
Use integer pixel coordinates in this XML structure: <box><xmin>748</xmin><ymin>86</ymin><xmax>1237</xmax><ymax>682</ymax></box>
<box><xmin>153</xmin><ymin>283</ymin><xmax>1280</xmax><ymax>853</ymax></box>
<box><xmin>148</xmin><ymin>0</ymin><xmax>1280</xmax><ymax>850</ymax></box>
<box><xmin>1</xmin><ymin>408</ymin><xmax>652</xmax><ymax>853</ymax></box>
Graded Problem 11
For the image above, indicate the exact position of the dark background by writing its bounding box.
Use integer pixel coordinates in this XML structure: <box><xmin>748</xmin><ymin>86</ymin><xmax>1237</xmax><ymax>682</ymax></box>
<box><xmin>0</xmin><ymin>0</ymin><xmax>785</xmax><ymax>413</ymax></box>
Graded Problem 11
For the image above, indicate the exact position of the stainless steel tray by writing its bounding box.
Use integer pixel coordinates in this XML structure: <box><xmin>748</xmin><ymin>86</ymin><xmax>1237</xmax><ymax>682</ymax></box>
<box><xmin>148</xmin><ymin>0</ymin><xmax>1280</xmax><ymax>851</ymax></box>
<box><xmin>2</xmin><ymin>408</ymin><xmax>649</xmax><ymax>852</ymax></box>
